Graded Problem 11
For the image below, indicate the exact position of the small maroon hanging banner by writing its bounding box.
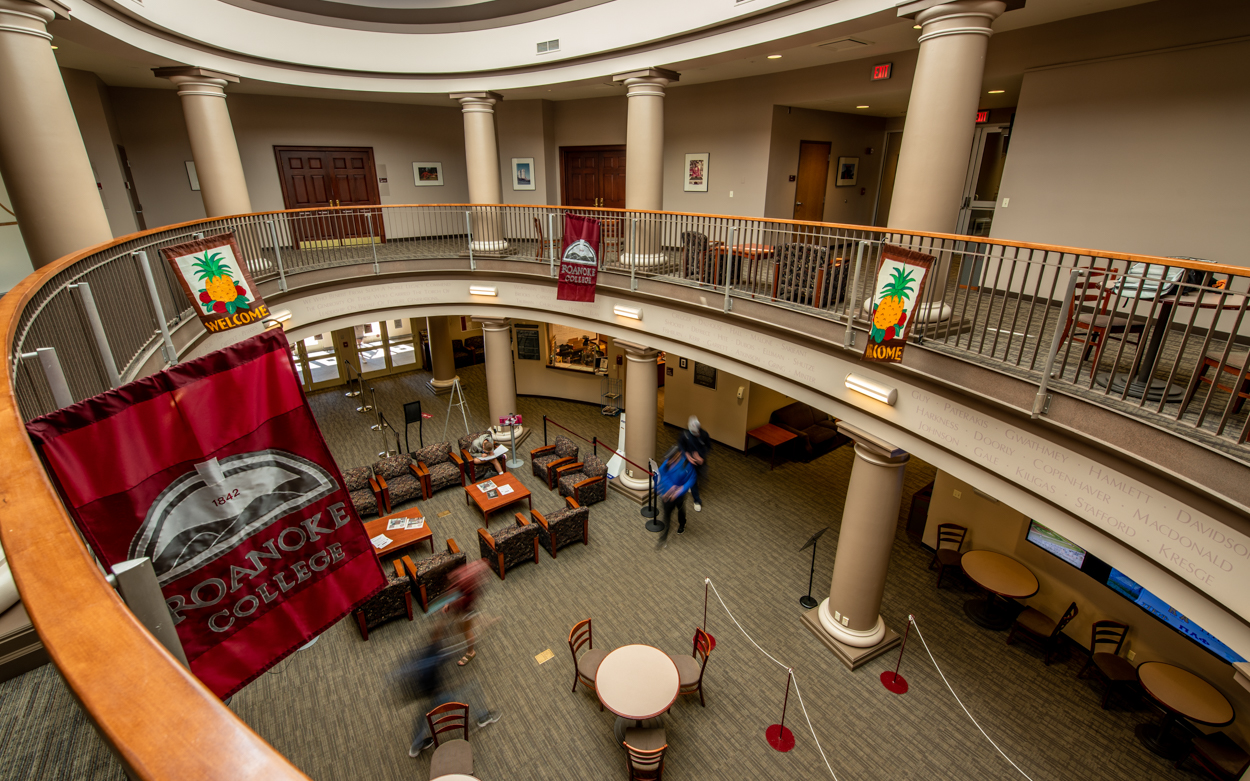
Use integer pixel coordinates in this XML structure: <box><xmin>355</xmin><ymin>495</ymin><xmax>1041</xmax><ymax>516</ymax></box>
<box><xmin>26</xmin><ymin>329</ymin><xmax>386</xmax><ymax>698</ymax></box>
<box><xmin>863</xmin><ymin>244</ymin><xmax>936</xmax><ymax>363</ymax></box>
<box><xmin>163</xmin><ymin>232</ymin><xmax>269</xmax><ymax>334</ymax></box>
<box><xmin>557</xmin><ymin>213</ymin><xmax>601</xmax><ymax>303</ymax></box>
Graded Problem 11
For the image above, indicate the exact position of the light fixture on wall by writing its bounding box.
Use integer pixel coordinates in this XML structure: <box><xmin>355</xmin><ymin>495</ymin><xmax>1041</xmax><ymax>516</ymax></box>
<box><xmin>468</xmin><ymin>285</ymin><xmax>497</xmax><ymax>296</ymax></box>
<box><xmin>263</xmin><ymin>309</ymin><xmax>293</xmax><ymax>330</ymax></box>
<box><xmin>845</xmin><ymin>373</ymin><xmax>897</xmax><ymax>406</ymax></box>
<box><xmin>767</xmin><ymin>54</ymin><xmax>782</xmax><ymax>59</ymax></box>
<box><xmin>613</xmin><ymin>305</ymin><xmax>642</xmax><ymax>320</ymax></box>
<box><xmin>972</xmin><ymin>488</ymin><xmax>1001</xmax><ymax>504</ymax></box>
<box><xmin>856</xmin><ymin>105</ymin><xmax>870</xmax><ymax>109</ymax></box>
<box><xmin>988</xmin><ymin>89</ymin><xmax>1005</xmax><ymax>94</ymax></box>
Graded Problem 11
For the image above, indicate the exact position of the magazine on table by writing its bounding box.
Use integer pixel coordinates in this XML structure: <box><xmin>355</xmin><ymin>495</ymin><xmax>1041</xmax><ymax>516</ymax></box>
<box><xmin>405</xmin><ymin>517</ymin><xmax>425</xmax><ymax>530</ymax></box>
<box><xmin>370</xmin><ymin>534</ymin><xmax>392</xmax><ymax>550</ymax></box>
<box><xmin>497</xmin><ymin>484</ymin><xmax>514</xmax><ymax>495</ymax></box>
<box><xmin>486</xmin><ymin>489</ymin><xmax>500</xmax><ymax>499</ymax></box>
<box><xmin>477</xmin><ymin>480</ymin><xmax>497</xmax><ymax>492</ymax></box>
<box><xmin>386</xmin><ymin>518</ymin><xmax>408</xmax><ymax>531</ymax></box>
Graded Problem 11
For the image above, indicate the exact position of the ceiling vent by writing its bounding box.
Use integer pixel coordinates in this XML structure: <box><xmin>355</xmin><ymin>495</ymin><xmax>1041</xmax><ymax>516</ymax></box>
<box><xmin>537</xmin><ymin>39</ymin><xmax>559</xmax><ymax>54</ymax></box>
<box><xmin>819</xmin><ymin>37</ymin><xmax>872</xmax><ymax>53</ymax></box>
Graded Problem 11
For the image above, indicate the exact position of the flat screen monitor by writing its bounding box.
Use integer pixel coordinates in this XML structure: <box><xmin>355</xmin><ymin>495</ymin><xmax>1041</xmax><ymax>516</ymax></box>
<box><xmin>1107</xmin><ymin>568</ymin><xmax>1245</xmax><ymax>664</ymax></box>
<box><xmin>1025</xmin><ymin>520</ymin><xmax>1087</xmax><ymax>569</ymax></box>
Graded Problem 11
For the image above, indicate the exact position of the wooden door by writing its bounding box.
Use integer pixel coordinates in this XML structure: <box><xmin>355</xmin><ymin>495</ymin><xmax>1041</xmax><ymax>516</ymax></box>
<box><xmin>116</xmin><ymin>146</ymin><xmax>146</xmax><ymax>231</ymax></box>
<box><xmin>325</xmin><ymin>148</ymin><xmax>384</xmax><ymax>244</ymax></box>
<box><xmin>560</xmin><ymin>146</ymin><xmax>626</xmax><ymax>208</ymax></box>
<box><xmin>792</xmin><ymin>141</ymin><xmax>831</xmax><ymax>223</ymax></box>
<box><xmin>275</xmin><ymin>146</ymin><xmax>383</xmax><ymax>248</ymax></box>
<box><xmin>600</xmin><ymin>149</ymin><xmax>627</xmax><ymax>209</ymax></box>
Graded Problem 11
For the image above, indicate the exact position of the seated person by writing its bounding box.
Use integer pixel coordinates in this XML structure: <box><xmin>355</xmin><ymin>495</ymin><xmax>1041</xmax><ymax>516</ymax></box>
<box><xmin>468</xmin><ymin>431</ymin><xmax>505</xmax><ymax>476</ymax></box>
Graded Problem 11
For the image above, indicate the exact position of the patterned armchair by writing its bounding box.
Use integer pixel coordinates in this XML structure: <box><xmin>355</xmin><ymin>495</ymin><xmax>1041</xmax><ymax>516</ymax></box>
<box><xmin>464</xmin><ymin>335</ymin><xmax>485</xmax><ymax>364</ymax></box>
<box><xmin>477</xmin><ymin>516</ymin><xmax>539</xmax><ymax>581</ymax></box>
<box><xmin>531</xmin><ymin>435</ymin><xmax>579</xmax><ymax>489</ymax></box>
<box><xmin>556</xmin><ymin>455</ymin><xmax>609</xmax><ymax>506</ymax></box>
<box><xmin>352</xmin><ymin>570</ymin><xmax>413</xmax><ymax>640</ymax></box>
<box><xmin>396</xmin><ymin>538</ymin><xmax>465</xmax><ymax>612</ymax></box>
<box><xmin>459</xmin><ymin>430</ymin><xmax>505</xmax><ymax>483</ymax></box>
<box><xmin>532</xmin><ymin>497</ymin><xmax>590</xmax><ymax>558</ymax></box>
<box><xmin>371</xmin><ymin>454</ymin><xmax>422</xmax><ymax>513</ymax></box>
<box><xmin>342</xmin><ymin>465</ymin><xmax>383</xmax><ymax>518</ymax></box>
<box><xmin>413</xmin><ymin>441</ymin><xmax>464</xmax><ymax>499</ymax></box>
<box><xmin>680</xmin><ymin>231</ymin><xmax>712</xmax><ymax>282</ymax></box>
<box><xmin>773</xmin><ymin>243</ymin><xmax>830</xmax><ymax>306</ymax></box>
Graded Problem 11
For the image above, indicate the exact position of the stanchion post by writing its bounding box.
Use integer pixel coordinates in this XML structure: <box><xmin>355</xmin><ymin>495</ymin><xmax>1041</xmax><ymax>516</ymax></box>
<box><xmin>765</xmin><ymin>669</ymin><xmax>796</xmax><ymax>752</ymax></box>
<box><xmin>642</xmin><ymin>460</ymin><xmax>661</xmax><ymax>527</ymax></box>
<box><xmin>880</xmin><ymin>615</ymin><xmax>912</xmax><ymax>695</ymax></box>
<box><xmin>543</xmin><ymin>415</ymin><xmax>548</xmax><ymax>446</ymax></box>
<box><xmin>369</xmin><ymin>386</ymin><xmax>386</xmax><ymax>431</ymax></box>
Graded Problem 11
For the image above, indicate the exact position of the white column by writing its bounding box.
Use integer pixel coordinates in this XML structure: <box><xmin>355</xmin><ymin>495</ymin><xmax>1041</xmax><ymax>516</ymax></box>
<box><xmin>617</xmin><ymin>341</ymin><xmax>660</xmax><ymax>491</ymax></box>
<box><xmin>426</xmin><ymin>316</ymin><xmax>459</xmax><ymax>394</ymax></box>
<box><xmin>451</xmin><ymin>92</ymin><xmax>506</xmax><ymax>252</ymax></box>
<box><xmin>474</xmin><ymin>317</ymin><xmax>523</xmax><ymax>442</ymax></box>
<box><xmin>888</xmin><ymin>0</ymin><xmax>1007</xmax><ymax>322</ymax></box>
<box><xmin>0</xmin><ymin>0</ymin><xmax>113</xmax><ymax>267</ymax></box>
<box><xmin>153</xmin><ymin>66</ymin><xmax>252</xmax><ymax>218</ymax></box>
<box><xmin>611</xmin><ymin>68</ymin><xmax>678</xmax><ymax>267</ymax></box>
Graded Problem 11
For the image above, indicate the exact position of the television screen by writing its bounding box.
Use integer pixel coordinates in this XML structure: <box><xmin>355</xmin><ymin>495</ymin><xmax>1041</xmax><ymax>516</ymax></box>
<box><xmin>1107</xmin><ymin>568</ymin><xmax>1245</xmax><ymax>665</ymax></box>
<box><xmin>1026</xmin><ymin>520</ymin><xmax>1087</xmax><ymax>569</ymax></box>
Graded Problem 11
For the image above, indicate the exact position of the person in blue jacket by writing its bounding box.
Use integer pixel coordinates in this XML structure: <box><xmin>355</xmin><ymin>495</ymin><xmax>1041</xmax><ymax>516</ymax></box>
<box><xmin>655</xmin><ymin>447</ymin><xmax>697</xmax><ymax>547</ymax></box>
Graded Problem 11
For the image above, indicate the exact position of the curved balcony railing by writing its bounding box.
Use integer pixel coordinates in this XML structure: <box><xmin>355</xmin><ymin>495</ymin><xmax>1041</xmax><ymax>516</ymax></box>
<box><xmin>2</xmin><ymin>204</ymin><xmax>1248</xmax><ymax>779</ymax></box>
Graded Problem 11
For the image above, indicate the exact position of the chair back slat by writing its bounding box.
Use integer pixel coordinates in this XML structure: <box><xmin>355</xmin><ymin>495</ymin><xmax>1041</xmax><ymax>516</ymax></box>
<box><xmin>426</xmin><ymin>701</ymin><xmax>469</xmax><ymax>746</ymax></box>
<box><xmin>1090</xmin><ymin>619</ymin><xmax>1129</xmax><ymax>655</ymax></box>
<box><xmin>624</xmin><ymin>741</ymin><xmax>668</xmax><ymax>780</ymax></box>
<box><xmin>1053</xmin><ymin>602</ymin><xmax>1080</xmax><ymax>637</ymax></box>
<box><xmin>935</xmin><ymin>523</ymin><xmax>967</xmax><ymax>551</ymax></box>
<box><xmin>569</xmin><ymin>617</ymin><xmax>593</xmax><ymax>657</ymax></box>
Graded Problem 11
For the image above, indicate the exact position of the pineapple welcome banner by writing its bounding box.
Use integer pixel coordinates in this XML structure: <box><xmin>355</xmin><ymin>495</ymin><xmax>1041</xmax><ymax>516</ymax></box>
<box><xmin>26</xmin><ymin>329</ymin><xmax>386</xmax><ymax>698</ymax></box>
<box><xmin>863</xmin><ymin>244</ymin><xmax>936</xmax><ymax>363</ymax></box>
<box><xmin>163</xmin><ymin>233</ymin><xmax>270</xmax><ymax>333</ymax></box>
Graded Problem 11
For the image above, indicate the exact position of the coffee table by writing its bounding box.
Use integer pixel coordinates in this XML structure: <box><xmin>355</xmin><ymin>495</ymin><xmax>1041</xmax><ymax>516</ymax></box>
<box><xmin>465</xmin><ymin>472</ymin><xmax>532</xmax><ymax>527</ymax></box>
<box><xmin>961</xmin><ymin>550</ymin><xmax>1039</xmax><ymax>630</ymax></box>
<box><xmin>747</xmin><ymin>423</ymin><xmax>798</xmax><ymax>470</ymax></box>
<box><xmin>1136</xmin><ymin>661</ymin><xmax>1234</xmax><ymax>760</ymax></box>
<box><xmin>364</xmin><ymin>509</ymin><xmax>432</xmax><ymax>559</ymax></box>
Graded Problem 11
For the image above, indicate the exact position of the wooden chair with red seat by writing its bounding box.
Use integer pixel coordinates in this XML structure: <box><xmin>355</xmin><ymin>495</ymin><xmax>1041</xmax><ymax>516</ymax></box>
<box><xmin>568</xmin><ymin>618</ymin><xmax>608</xmax><ymax>711</ymax></box>
<box><xmin>1006</xmin><ymin>601</ymin><xmax>1079</xmax><ymax>665</ymax></box>
<box><xmin>1057</xmin><ymin>268</ymin><xmax>1147</xmax><ymax>380</ymax></box>
<box><xmin>1176</xmin><ymin>731</ymin><xmax>1250</xmax><ymax>781</ymax></box>
<box><xmin>425</xmin><ymin>702</ymin><xmax>473</xmax><ymax>780</ymax></box>
<box><xmin>533</xmin><ymin>216</ymin><xmax>545</xmax><ymax>262</ymax></box>
<box><xmin>667</xmin><ymin>627</ymin><xmax>713</xmax><ymax>708</ymax></box>
<box><xmin>1077</xmin><ymin>619</ymin><xmax>1138</xmax><ymax>709</ymax></box>
<box><xmin>929</xmin><ymin>523</ymin><xmax>967</xmax><ymax>589</ymax></box>
<box><xmin>623</xmin><ymin>727</ymin><xmax>669</xmax><ymax>781</ymax></box>
<box><xmin>1182</xmin><ymin>349</ymin><xmax>1250</xmax><ymax>425</ymax></box>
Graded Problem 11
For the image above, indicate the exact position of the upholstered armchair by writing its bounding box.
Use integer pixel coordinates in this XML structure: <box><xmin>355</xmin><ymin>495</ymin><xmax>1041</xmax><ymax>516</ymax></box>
<box><xmin>371</xmin><ymin>453</ymin><xmax>423</xmax><ymax>513</ymax></box>
<box><xmin>396</xmin><ymin>538</ymin><xmax>465</xmax><ymax>612</ymax></box>
<box><xmin>459</xmin><ymin>430</ymin><xmax>505</xmax><ymax>483</ymax></box>
<box><xmin>773</xmin><ymin>243</ymin><xmax>830</xmax><ymax>306</ymax></box>
<box><xmin>556</xmin><ymin>455</ymin><xmax>609</xmax><ymax>506</ymax></box>
<box><xmin>532</xmin><ymin>497</ymin><xmax>590</xmax><ymax>558</ymax></box>
<box><xmin>452</xmin><ymin>339</ymin><xmax>473</xmax><ymax>368</ymax></box>
<box><xmin>464</xmin><ymin>335</ymin><xmax>485</xmax><ymax>364</ymax></box>
<box><xmin>531</xmin><ymin>435</ymin><xmax>579</xmax><ymax>489</ymax></box>
<box><xmin>342</xmin><ymin>465</ymin><xmax>383</xmax><ymax>518</ymax></box>
<box><xmin>352</xmin><ymin>570</ymin><xmax>413</xmax><ymax>640</ymax></box>
<box><xmin>680</xmin><ymin>231</ymin><xmax>711</xmax><ymax>282</ymax></box>
<box><xmin>477</xmin><ymin>516</ymin><xmax>539</xmax><ymax>580</ymax></box>
<box><xmin>412</xmin><ymin>441</ymin><xmax>464</xmax><ymax>499</ymax></box>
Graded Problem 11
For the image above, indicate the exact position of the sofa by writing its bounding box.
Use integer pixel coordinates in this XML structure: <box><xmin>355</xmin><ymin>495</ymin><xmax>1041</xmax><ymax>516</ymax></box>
<box><xmin>556</xmin><ymin>455</ymin><xmax>609</xmax><ymax>506</ymax></box>
<box><xmin>459</xmin><ymin>430</ymin><xmax>505</xmax><ymax>483</ymax></box>
<box><xmin>352</xmin><ymin>570</ymin><xmax>413</xmax><ymax>640</ymax></box>
<box><xmin>769</xmin><ymin>401</ymin><xmax>849</xmax><ymax>460</ymax></box>
<box><xmin>342</xmin><ymin>465</ymin><xmax>383</xmax><ymax>518</ymax></box>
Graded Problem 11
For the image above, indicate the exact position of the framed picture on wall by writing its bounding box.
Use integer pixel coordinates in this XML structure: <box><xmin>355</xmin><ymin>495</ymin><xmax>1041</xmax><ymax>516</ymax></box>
<box><xmin>835</xmin><ymin>157</ymin><xmax>859</xmax><ymax>187</ymax></box>
<box><xmin>684</xmin><ymin>153</ymin><xmax>709</xmax><ymax>192</ymax></box>
<box><xmin>693</xmin><ymin>362</ymin><xmax>716</xmax><ymax>389</ymax></box>
<box><xmin>511</xmin><ymin>158</ymin><xmax>536</xmax><ymax>191</ymax></box>
<box><xmin>413</xmin><ymin>162</ymin><xmax>444</xmax><ymax>186</ymax></box>
<box><xmin>678</xmin><ymin>357</ymin><xmax>688</xmax><ymax>370</ymax></box>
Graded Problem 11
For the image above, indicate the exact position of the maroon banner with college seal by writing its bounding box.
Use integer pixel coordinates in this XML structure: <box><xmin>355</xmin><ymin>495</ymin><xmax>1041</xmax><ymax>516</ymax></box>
<box><xmin>26</xmin><ymin>329</ymin><xmax>385</xmax><ymax>698</ymax></box>
<box><xmin>863</xmin><ymin>244</ymin><xmax>936</xmax><ymax>363</ymax></box>
<box><xmin>557</xmin><ymin>213</ymin><xmax>601</xmax><ymax>302</ymax></box>
<box><xmin>163</xmin><ymin>233</ymin><xmax>270</xmax><ymax>334</ymax></box>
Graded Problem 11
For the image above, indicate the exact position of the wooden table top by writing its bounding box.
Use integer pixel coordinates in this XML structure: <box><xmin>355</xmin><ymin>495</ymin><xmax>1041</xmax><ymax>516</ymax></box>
<box><xmin>363</xmin><ymin>509</ymin><xmax>430</xmax><ymax>557</ymax></box>
<box><xmin>465</xmin><ymin>472</ymin><xmax>530</xmax><ymax>513</ymax></box>
<box><xmin>1138</xmin><ymin>661</ymin><xmax>1235</xmax><ymax>726</ymax></box>
<box><xmin>960</xmin><ymin>550</ymin><xmax>1039</xmax><ymax>598</ymax></box>
<box><xmin>595</xmin><ymin>644</ymin><xmax>680</xmax><ymax>721</ymax></box>
<box><xmin>748</xmin><ymin>423</ymin><xmax>799</xmax><ymax>447</ymax></box>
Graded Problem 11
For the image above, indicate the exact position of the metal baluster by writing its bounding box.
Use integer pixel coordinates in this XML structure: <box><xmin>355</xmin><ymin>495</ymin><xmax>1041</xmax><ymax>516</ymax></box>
<box><xmin>135</xmin><ymin>251</ymin><xmax>178</xmax><ymax>365</ymax></box>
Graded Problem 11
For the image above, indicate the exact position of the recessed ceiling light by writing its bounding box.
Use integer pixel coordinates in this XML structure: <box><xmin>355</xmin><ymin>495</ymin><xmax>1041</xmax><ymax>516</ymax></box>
<box><xmin>988</xmin><ymin>89</ymin><xmax>1005</xmax><ymax>94</ymax></box>
<box><xmin>857</xmin><ymin>105</ymin><xmax>870</xmax><ymax>109</ymax></box>
<box><xmin>767</xmin><ymin>54</ymin><xmax>782</xmax><ymax>59</ymax></box>
<box><xmin>50</xmin><ymin>45</ymin><xmax>58</xmax><ymax>49</ymax></box>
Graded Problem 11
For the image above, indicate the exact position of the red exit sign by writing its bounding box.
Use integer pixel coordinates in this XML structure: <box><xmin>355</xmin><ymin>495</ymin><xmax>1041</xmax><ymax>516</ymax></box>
<box><xmin>975</xmin><ymin>109</ymin><xmax>989</xmax><ymax>123</ymax></box>
<box><xmin>871</xmin><ymin>63</ymin><xmax>892</xmax><ymax>81</ymax></box>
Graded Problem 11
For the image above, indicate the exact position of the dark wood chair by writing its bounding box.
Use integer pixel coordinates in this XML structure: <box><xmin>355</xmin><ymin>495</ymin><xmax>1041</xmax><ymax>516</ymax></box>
<box><xmin>1176</xmin><ymin>731</ymin><xmax>1250</xmax><ymax>781</ymax></box>
<box><xmin>1077</xmin><ymin>619</ymin><xmax>1137</xmax><ymax>708</ymax></box>
<box><xmin>396</xmin><ymin>538</ymin><xmax>465</xmax><ymax>612</ymax></box>
<box><xmin>425</xmin><ymin>701</ymin><xmax>473</xmax><ymax>779</ymax></box>
<box><xmin>929</xmin><ymin>523</ymin><xmax>967</xmax><ymax>589</ymax></box>
<box><xmin>476</xmin><ymin>515</ymin><xmax>538</xmax><ymax>581</ymax></box>
<box><xmin>569</xmin><ymin>618</ymin><xmax>607</xmax><ymax>711</ymax></box>
<box><xmin>1182</xmin><ymin>350</ymin><xmax>1250</xmax><ymax>426</ymax></box>
<box><xmin>531</xmin><ymin>497</ymin><xmax>590</xmax><ymax>558</ymax></box>
<box><xmin>1057</xmin><ymin>268</ymin><xmax>1147</xmax><ymax>379</ymax></box>
<box><xmin>1006</xmin><ymin>601</ymin><xmax>1079</xmax><ymax>665</ymax></box>
<box><xmin>667</xmin><ymin>627</ymin><xmax>712</xmax><ymax>708</ymax></box>
<box><xmin>533</xmin><ymin>216</ymin><xmax>545</xmax><ymax>262</ymax></box>
<box><xmin>624</xmin><ymin>727</ymin><xmax>668</xmax><ymax>780</ymax></box>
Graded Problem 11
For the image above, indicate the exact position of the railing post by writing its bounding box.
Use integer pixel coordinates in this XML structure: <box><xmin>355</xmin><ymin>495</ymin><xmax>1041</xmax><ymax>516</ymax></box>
<box><xmin>843</xmin><ymin>239</ymin><xmax>870</xmax><ymax>349</ymax></box>
<box><xmin>108</xmin><ymin>558</ymin><xmax>189</xmax><ymax>669</ymax></box>
<box><xmin>22</xmin><ymin>347</ymin><xmax>73</xmax><ymax>408</ymax></box>
<box><xmin>723</xmin><ymin>227</ymin><xmax>737</xmax><ymax>312</ymax></box>
<box><xmin>71</xmin><ymin>282</ymin><xmax>121</xmax><ymax>388</ymax></box>
<box><xmin>465</xmin><ymin>211</ymin><xmax>476</xmax><ymax>270</ymax></box>
<box><xmin>630</xmin><ymin>217</ymin><xmax>638</xmax><ymax>291</ymax></box>
<box><xmin>548</xmin><ymin>212</ymin><xmax>557</xmax><ymax>277</ymax></box>
<box><xmin>266</xmin><ymin>219</ymin><xmax>288</xmax><ymax>292</ymax></box>
<box><xmin>367</xmin><ymin>210</ymin><xmax>380</xmax><ymax>275</ymax></box>
<box><xmin>1033</xmin><ymin>268</ymin><xmax>1081</xmax><ymax>418</ymax></box>
<box><xmin>135</xmin><ymin>250</ymin><xmax>178</xmax><ymax>365</ymax></box>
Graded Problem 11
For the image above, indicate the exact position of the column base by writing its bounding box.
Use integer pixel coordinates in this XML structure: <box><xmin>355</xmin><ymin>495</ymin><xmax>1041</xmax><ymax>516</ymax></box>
<box><xmin>608</xmin><ymin>474</ymin><xmax>649</xmax><ymax>504</ymax></box>
<box><xmin>489</xmin><ymin>425</ymin><xmax>528</xmax><ymax>446</ymax></box>
<box><xmin>817</xmin><ymin>599</ymin><xmax>885</xmax><ymax>647</ymax></box>
<box><xmin>427</xmin><ymin>377</ymin><xmax>459</xmax><ymax>395</ymax></box>
<box><xmin>801</xmin><ymin>607</ymin><xmax>901</xmax><ymax>672</ymax></box>
<box><xmin>620</xmin><ymin>252</ymin><xmax>666</xmax><ymax>268</ymax></box>
<box><xmin>470</xmin><ymin>239</ymin><xmax>509</xmax><ymax>252</ymax></box>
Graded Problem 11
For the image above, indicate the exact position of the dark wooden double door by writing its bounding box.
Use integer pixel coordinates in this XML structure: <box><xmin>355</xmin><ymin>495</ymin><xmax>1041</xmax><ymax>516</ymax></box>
<box><xmin>561</xmin><ymin>146</ymin><xmax>626</xmax><ymax>208</ymax></box>
<box><xmin>274</xmin><ymin>146</ymin><xmax>384</xmax><ymax>248</ymax></box>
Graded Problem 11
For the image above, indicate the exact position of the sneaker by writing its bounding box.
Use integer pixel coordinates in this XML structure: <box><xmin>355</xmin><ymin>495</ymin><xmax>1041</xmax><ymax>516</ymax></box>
<box><xmin>693</xmin><ymin>502</ymin><xmax>702</xmax><ymax>512</ymax></box>
<box><xmin>476</xmin><ymin>711</ymin><xmax>503</xmax><ymax>728</ymax></box>
<box><xmin>408</xmin><ymin>738</ymin><xmax>434</xmax><ymax>757</ymax></box>
<box><xmin>677</xmin><ymin>525</ymin><xmax>685</xmax><ymax>535</ymax></box>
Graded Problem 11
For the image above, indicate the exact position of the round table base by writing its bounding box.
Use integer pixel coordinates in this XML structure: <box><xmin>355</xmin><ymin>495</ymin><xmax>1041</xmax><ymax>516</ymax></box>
<box><xmin>1097</xmin><ymin>372</ymin><xmax>1186</xmax><ymax>404</ymax></box>
<box><xmin>963</xmin><ymin>598</ymin><xmax>1015</xmax><ymax>630</ymax></box>
<box><xmin>1134</xmin><ymin>722</ymin><xmax>1191</xmax><ymax>761</ymax></box>
<box><xmin>766</xmin><ymin>724</ymin><xmax>795</xmax><ymax>752</ymax></box>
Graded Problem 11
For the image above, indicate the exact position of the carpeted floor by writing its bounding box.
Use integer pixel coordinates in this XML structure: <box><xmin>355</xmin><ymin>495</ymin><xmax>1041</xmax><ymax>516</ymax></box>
<box><xmin>0</xmin><ymin>362</ymin><xmax>1203</xmax><ymax>781</ymax></box>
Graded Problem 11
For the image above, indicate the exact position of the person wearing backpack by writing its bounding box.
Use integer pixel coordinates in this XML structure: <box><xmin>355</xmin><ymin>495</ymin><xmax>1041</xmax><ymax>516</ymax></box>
<box><xmin>654</xmin><ymin>447</ymin><xmax>697</xmax><ymax>549</ymax></box>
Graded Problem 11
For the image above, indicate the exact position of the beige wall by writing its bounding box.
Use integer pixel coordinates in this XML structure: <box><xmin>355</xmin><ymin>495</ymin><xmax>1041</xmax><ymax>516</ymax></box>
<box><xmin>0</xmin><ymin>169</ymin><xmax>32</xmax><ymax>294</ymax></box>
<box><xmin>746</xmin><ymin>382</ymin><xmax>795</xmax><ymax>434</ymax></box>
<box><xmin>924</xmin><ymin>470</ymin><xmax>1250</xmax><ymax>744</ymax></box>
<box><xmin>495</xmin><ymin>99</ymin><xmax>556</xmax><ymax>206</ymax></box>
<box><xmin>107</xmin><ymin>88</ymin><xmax>204</xmax><ymax>229</ymax></box>
<box><xmin>62</xmin><ymin>69</ymin><xmax>137</xmax><ymax>239</ymax></box>
<box><xmin>663</xmin><ymin>354</ymin><xmax>751</xmax><ymax>450</ymax></box>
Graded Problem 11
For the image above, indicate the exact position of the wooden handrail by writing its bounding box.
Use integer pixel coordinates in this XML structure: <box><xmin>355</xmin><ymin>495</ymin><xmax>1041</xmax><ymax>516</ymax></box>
<box><xmin>2</xmin><ymin>204</ymin><xmax>1244</xmax><ymax>778</ymax></box>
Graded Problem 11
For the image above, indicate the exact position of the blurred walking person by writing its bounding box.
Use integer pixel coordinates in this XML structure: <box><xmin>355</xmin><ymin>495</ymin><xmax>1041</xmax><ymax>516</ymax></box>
<box><xmin>655</xmin><ymin>447</ymin><xmax>697</xmax><ymax>549</ymax></box>
<box><xmin>678</xmin><ymin>416</ymin><xmax>711</xmax><ymax>511</ymax></box>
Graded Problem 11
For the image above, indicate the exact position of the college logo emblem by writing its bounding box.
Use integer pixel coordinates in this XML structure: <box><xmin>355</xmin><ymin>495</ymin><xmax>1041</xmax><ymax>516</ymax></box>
<box><xmin>562</xmin><ymin>238</ymin><xmax>597</xmax><ymax>266</ymax></box>
<box><xmin>130</xmin><ymin>450</ymin><xmax>338</xmax><ymax>586</ymax></box>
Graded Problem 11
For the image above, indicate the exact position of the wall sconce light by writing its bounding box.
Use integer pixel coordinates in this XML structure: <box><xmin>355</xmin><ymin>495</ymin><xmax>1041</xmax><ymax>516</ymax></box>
<box><xmin>469</xmin><ymin>285</ymin><xmax>497</xmax><ymax>296</ymax></box>
<box><xmin>613</xmin><ymin>305</ymin><xmax>642</xmax><ymax>320</ymax></box>
<box><xmin>263</xmin><ymin>309</ymin><xmax>293</xmax><ymax>330</ymax></box>
<box><xmin>845</xmin><ymin>373</ymin><xmax>897</xmax><ymax>405</ymax></box>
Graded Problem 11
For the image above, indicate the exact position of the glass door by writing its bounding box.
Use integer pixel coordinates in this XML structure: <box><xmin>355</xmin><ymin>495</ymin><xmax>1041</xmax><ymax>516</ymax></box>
<box><xmin>303</xmin><ymin>332</ymin><xmax>344</xmax><ymax>390</ymax></box>
<box><xmin>386</xmin><ymin>318</ymin><xmax>418</xmax><ymax>371</ymax></box>
<box><xmin>355</xmin><ymin>321</ymin><xmax>389</xmax><ymax>379</ymax></box>
<box><xmin>956</xmin><ymin>123</ymin><xmax>1010</xmax><ymax>288</ymax></box>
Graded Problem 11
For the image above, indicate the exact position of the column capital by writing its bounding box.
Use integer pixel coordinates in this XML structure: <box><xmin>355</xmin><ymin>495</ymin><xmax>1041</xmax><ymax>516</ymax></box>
<box><xmin>153</xmin><ymin>66</ymin><xmax>241</xmax><ymax>98</ymax></box>
<box><xmin>897</xmin><ymin>0</ymin><xmax>1013</xmax><ymax>40</ymax></box>
<box><xmin>0</xmin><ymin>0</ymin><xmax>63</xmax><ymax>38</ymax></box>
<box><xmin>616</xmin><ymin>340</ymin><xmax>661</xmax><ymax>361</ymax></box>
<box><xmin>451</xmin><ymin>92</ymin><xmax>502</xmax><ymax>113</ymax></box>
<box><xmin>471</xmin><ymin>316</ymin><xmax>512</xmax><ymax>331</ymax></box>
<box><xmin>836</xmin><ymin>422</ymin><xmax>910</xmax><ymax>464</ymax></box>
<box><xmin>613</xmin><ymin>68</ymin><xmax>679</xmax><ymax>98</ymax></box>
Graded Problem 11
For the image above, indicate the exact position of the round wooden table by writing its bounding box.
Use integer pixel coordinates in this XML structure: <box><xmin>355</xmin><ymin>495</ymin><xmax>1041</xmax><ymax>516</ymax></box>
<box><xmin>960</xmin><ymin>550</ymin><xmax>1039</xmax><ymax>630</ymax></box>
<box><xmin>1135</xmin><ymin>661</ymin><xmax>1234</xmax><ymax>760</ymax></box>
<box><xmin>596</xmin><ymin>644</ymin><xmax>680</xmax><ymax>720</ymax></box>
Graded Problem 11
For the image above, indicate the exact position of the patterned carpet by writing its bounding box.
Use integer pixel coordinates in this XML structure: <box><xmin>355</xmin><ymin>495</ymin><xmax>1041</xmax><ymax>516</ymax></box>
<box><xmin>0</xmin><ymin>362</ymin><xmax>1204</xmax><ymax>781</ymax></box>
